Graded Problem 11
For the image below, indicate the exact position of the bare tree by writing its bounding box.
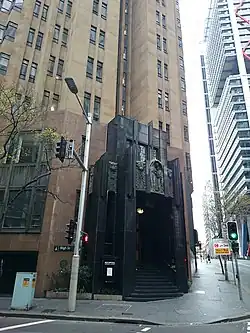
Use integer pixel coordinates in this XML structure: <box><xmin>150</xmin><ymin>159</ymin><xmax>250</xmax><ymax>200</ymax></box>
<box><xmin>0</xmin><ymin>80</ymin><xmax>79</xmax><ymax>223</ymax></box>
<box><xmin>202</xmin><ymin>181</ymin><xmax>222</xmax><ymax>237</ymax></box>
<box><xmin>202</xmin><ymin>181</ymin><xmax>225</xmax><ymax>274</ymax></box>
<box><xmin>222</xmin><ymin>192</ymin><xmax>250</xmax><ymax>218</ymax></box>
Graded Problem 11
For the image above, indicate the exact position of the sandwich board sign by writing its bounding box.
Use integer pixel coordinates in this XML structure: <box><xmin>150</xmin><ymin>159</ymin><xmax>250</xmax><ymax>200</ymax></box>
<box><xmin>213</xmin><ymin>239</ymin><xmax>230</xmax><ymax>255</ymax></box>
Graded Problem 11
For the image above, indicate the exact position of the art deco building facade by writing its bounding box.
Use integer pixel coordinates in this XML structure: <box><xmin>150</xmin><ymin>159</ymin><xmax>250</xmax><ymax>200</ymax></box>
<box><xmin>0</xmin><ymin>0</ymin><xmax>192</xmax><ymax>296</ymax></box>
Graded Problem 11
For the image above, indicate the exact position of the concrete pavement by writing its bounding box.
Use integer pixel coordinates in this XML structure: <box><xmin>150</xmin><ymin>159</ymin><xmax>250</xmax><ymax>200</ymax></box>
<box><xmin>0</xmin><ymin>317</ymin><xmax>248</xmax><ymax>333</ymax></box>
<box><xmin>0</xmin><ymin>260</ymin><xmax>250</xmax><ymax>325</ymax></box>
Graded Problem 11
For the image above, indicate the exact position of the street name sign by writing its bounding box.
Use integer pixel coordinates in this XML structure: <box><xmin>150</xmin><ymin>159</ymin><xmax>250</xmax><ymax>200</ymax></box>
<box><xmin>213</xmin><ymin>239</ymin><xmax>230</xmax><ymax>255</ymax></box>
<box><xmin>54</xmin><ymin>245</ymin><xmax>74</xmax><ymax>252</ymax></box>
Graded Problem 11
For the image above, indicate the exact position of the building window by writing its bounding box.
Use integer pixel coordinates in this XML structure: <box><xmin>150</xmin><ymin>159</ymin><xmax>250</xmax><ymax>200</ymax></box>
<box><xmin>178</xmin><ymin>36</ymin><xmax>182</xmax><ymax>48</ymax></box>
<box><xmin>179</xmin><ymin>56</ymin><xmax>184</xmax><ymax>70</ymax></box>
<box><xmin>29</xmin><ymin>62</ymin><xmax>38</xmax><ymax>83</ymax></box>
<box><xmin>164</xmin><ymin>63</ymin><xmax>168</xmax><ymax>80</ymax></box>
<box><xmin>27</xmin><ymin>28</ymin><xmax>35</xmax><ymax>47</ymax></box>
<box><xmin>156</xmin><ymin>11</ymin><xmax>160</xmax><ymax>25</ymax></box>
<box><xmin>159</xmin><ymin>121</ymin><xmax>163</xmax><ymax>130</ymax></box>
<box><xmin>1</xmin><ymin>0</ymin><xmax>12</xmax><ymax>12</ymax></box>
<box><xmin>0</xmin><ymin>53</ymin><xmax>10</xmax><ymax>75</ymax></box>
<box><xmin>176</xmin><ymin>0</ymin><xmax>179</xmax><ymax>10</ymax></box>
<box><xmin>90</xmin><ymin>26</ymin><xmax>97</xmax><ymax>44</ymax></box>
<box><xmin>165</xmin><ymin>92</ymin><xmax>169</xmax><ymax>111</ymax></box>
<box><xmin>96</xmin><ymin>61</ymin><xmax>103</xmax><ymax>82</ymax></box>
<box><xmin>181</xmin><ymin>77</ymin><xmax>186</xmax><ymax>91</ymax></box>
<box><xmin>42</xmin><ymin>90</ymin><xmax>50</xmax><ymax>108</ymax></box>
<box><xmin>48</xmin><ymin>55</ymin><xmax>55</xmax><ymax>75</ymax></box>
<box><xmin>33</xmin><ymin>0</ymin><xmax>41</xmax><ymax>17</ymax></box>
<box><xmin>123</xmin><ymin>47</ymin><xmax>127</xmax><ymax>60</ymax></box>
<box><xmin>162</xmin><ymin>14</ymin><xmax>166</xmax><ymax>28</ymax></box>
<box><xmin>185</xmin><ymin>152</ymin><xmax>191</xmax><ymax>170</ymax></box>
<box><xmin>163</xmin><ymin>37</ymin><xmax>167</xmax><ymax>53</ymax></box>
<box><xmin>58</xmin><ymin>0</ymin><xmax>64</xmax><ymax>13</ymax></box>
<box><xmin>158</xmin><ymin>89</ymin><xmax>163</xmax><ymax>108</ymax></box>
<box><xmin>93</xmin><ymin>96</ymin><xmax>101</xmax><ymax>121</ymax></box>
<box><xmin>66</xmin><ymin>1</ymin><xmax>72</xmax><ymax>17</ymax></box>
<box><xmin>101</xmin><ymin>2</ymin><xmax>107</xmax><ymax>19</ymax></box>
<box><xmin>84</xmin><ymin>92</ymin><xmax>91</xmax><ymax>114</ymax></box>
<box><xmin>5</xmin><ymin>21</ymin><xmax>18</xmax><ymax>41</ymax></box>
<box><xmin>56</xmin><ymin>59</ymin><xmax>64</xmax><ymax>77</ymax></box>
<box><xmin>99</xmin><ymin>30</ymin><xmax>105</xmax><ymax>48</ymax></box>
<box><xmin>166</xmin><ymin>124</ymin><xmax>170</xmax><ymax>145</ymax></box>
<box><xmin>184</xmin><ymin>125</ymin><xmax>189</xmax><ymax>142</ymax></box>
<box><xmin>157</xmin><ymin>34</ymin><xmax>161</xmax><ymax>50</ymax></box>
<box><xmin>51</xmin><ymin>94</ymin><xmax>60</xmax><ymax>111</ymax></box>
<box><xmin>86</xmin><ymin>57</ymin><xmax>94</xmax><ymax>78</ymax></box>
<box><xmin>41</xmin><ymin>4</ymin><xmax>49</xmax><ymax>21</ymax></box>
<box><xmin>122</xmin><ymin>72</ymin><xmax>126</xmax><ymax>86</ymax></box>
<box><xmin>93</xmin><ymin>0</ymin><xmax>99</xmax><ymax>14</ymax></box>
<box><xmin>19</xmin><ymin>59</ymin><xmax>29</xmax><ymax>80</ymax></box>
<box><xmin>157</xmin><ymin>60</ymin><xmax>162</xmax><ymax>77</ymax></box>
<box><xmin>53</xmin><ymin>24</ymin><xmax>60</xmax><ymax>43</ymax></box>
<box><xmin>182</xmin><ymin>100</ymin><xmax>187</xmax><ymax>115</ymax></box>
<box><xmin>62</xmin><ymin>28</ymin><xmax>68</xmax><ymax>46</ymax></box>
<box><xmin>35</xmin><ymin>31</ymin><xmax>43</xmax><ymax>50</ymax></box>
<box><xmin>0</xmin><ymin>25</ymin><xmax>4</xmax><ymax>43</ymax></box>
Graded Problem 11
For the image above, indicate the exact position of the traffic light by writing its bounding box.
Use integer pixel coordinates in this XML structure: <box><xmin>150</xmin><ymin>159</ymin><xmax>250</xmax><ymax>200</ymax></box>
<box><xmin>81</xmin><ymin>232</ymin><xmax>89</xmax><ymax>247</ymax></box>
<box><xmin>232</xmin><ymin>241</ymin><xmax>239</xmax><ymax>254</ymax></box>
<box><xmin>67</xmin><ymin>139</ymin><xmax>74</xmax><ymax>159</ymax></box>
<box><xmin>65</xmin><ymin>219</ymin><xmax>77</xmax><ymax>245</ymax></box>
<box><xmin>55</xmin><ymin>136</ymin><xmax>67</xmax><ymax>163</ymax></box>
<box><xmin>227</xmin><ymin>221</ymin><xmax>238</xmax><ymax>241</ymax></box>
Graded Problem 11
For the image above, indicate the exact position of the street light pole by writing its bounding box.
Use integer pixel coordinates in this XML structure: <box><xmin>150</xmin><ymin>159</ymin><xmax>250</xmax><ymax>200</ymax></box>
<box><xmin>64</xmin><ymin>78</ymin><xmax>92</xmax><ymax>312</ymax></box>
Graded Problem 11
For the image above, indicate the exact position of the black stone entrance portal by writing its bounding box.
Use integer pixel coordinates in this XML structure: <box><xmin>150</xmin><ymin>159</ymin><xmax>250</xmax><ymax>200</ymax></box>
<box><xmin>85</xmin><ymin>116</ymin><xmax>188</xmax><ymax>300</ymax></box>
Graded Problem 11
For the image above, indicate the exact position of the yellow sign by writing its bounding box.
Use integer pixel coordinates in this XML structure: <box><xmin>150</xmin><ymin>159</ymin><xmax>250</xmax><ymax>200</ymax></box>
<box><xmin>215</xmin><ymin>248</ymin><xmax>230</xmax><ymax>255</ymax></box>
<box><xmin>22</xmin><ymin>278</ymin><xmax>30</xmax><ymax>287</ymax></box>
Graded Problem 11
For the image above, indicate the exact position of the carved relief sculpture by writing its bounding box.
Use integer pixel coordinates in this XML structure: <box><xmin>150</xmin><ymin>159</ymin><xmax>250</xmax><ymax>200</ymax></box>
<box><xmin>108</xmin><ymin>161</ymin><xmax>118</xmax><ymax>192</ymax></box>
<box><xmin>167</xmin><ymin>168</ymin><xmax>173</xmax><ymax>197</ymax></box>
<box><xmin>135</xmin><ymin>161</ymin><xmax>146</xmax><ymax>190</ymax></box>
<box><xmin>88</xmin><ymin>166</ymin><xmax>95</xmax><ymax>194</ymax></box>
<box><xmin>150</xmin><ymin>160</ymin><xmax>164</xmax><ymax>194</ymax></box>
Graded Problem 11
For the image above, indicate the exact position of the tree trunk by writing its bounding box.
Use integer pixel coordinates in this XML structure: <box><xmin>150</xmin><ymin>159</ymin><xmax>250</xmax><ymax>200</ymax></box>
<box><xmin>219</xmin><ymin>255</ymin><xmax>224</xmax><ymax>275</ymax></box>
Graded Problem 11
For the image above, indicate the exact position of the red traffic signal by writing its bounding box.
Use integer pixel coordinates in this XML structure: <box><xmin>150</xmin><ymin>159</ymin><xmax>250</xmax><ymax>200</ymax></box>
<box><xmin>81</xmin><ymin>232</ymin><xmax>89</xmax><ymax>245</ymax></box>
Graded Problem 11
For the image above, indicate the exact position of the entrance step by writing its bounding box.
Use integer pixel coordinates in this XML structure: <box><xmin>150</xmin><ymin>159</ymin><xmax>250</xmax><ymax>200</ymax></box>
<box><xmin>124</xmin><ymin>267</ymin><xmax>183</xmax><ymax>302</ymax></box>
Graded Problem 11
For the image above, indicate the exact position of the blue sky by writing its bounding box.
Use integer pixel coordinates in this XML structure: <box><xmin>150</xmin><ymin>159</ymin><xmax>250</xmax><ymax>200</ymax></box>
<box><xmin>180</xmin><ymin>0</ymin><xmax>211</xmax><ymax>241</ymax></box>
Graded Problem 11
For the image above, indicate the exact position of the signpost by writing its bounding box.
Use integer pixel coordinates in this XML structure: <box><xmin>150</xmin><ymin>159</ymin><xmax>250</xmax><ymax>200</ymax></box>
<box><xmin>54</xmin><ymin>245</ymin><xmax>74</xmax><ymax>252</ymax></box>
<box><xmin>213</xmin><ymin>239</ymin><xmax>230</xmax><ymax>256</ymax></box>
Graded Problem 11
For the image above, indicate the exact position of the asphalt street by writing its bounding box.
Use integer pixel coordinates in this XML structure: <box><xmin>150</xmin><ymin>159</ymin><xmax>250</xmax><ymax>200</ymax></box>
<box><xmin>0</xmin><ymin>318</ymin><xmax>248</xmax><ymax>333</ymax></box>
<box><xmin>227</xmin><ymin>258</ymin><xmax>250</xmax><ymax>294</ymax></box>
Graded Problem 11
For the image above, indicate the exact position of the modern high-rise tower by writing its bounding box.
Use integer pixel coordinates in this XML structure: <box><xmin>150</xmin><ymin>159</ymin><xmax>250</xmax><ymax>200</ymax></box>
<box><xmin>204</xmin><ymin>0</ymin><xmax>250</xmax><ymax>254</ymax></box>
<box><xmin>0</xmin><ymin>0</ymin><xmax>193</xmax><ymax>296</ymax></box>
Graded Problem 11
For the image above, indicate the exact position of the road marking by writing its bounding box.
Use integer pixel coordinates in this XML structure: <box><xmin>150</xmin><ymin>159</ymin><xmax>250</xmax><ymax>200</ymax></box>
<box><xmin>0</xmin><ymin>319</ymin><xmax>54</xmax><ymax>331</ymax></box>
<box><xmin>247</xmin><ymin>322</ymin><xmax>250</xmax><ymax>331</ymax></box>
<box><xmin>141</xmin><ymin>328</ymin><xmax>151</xmax><ymax>332</ymax></box>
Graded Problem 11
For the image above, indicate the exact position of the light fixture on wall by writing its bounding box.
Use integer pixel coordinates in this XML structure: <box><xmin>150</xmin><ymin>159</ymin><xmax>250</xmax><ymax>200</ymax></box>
<box><xmin>137</xmin><ymin>207</ymin><xmax>144</xmax><ymax>214</ymax></box>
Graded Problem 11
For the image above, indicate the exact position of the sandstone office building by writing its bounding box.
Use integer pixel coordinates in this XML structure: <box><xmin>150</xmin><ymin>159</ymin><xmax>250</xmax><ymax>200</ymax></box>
<box><xmin>0</xmin><ymin>0</ymin><xmax>194</xmax><ymax>298</ymax></box>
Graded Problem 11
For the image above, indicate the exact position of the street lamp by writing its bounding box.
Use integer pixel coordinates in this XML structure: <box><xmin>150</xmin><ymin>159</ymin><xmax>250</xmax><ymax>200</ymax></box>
<box><xmin>64</xmin><ymin>77</ymin><xmax>92</xmax><ymax>312</ymax></box>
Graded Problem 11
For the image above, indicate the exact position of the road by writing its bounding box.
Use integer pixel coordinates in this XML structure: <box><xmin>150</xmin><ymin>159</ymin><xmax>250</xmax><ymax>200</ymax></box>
<box><xmin>0</xmin><ymin>317</ymin><xmax>248</xmax><ymax>333</ymax></box>
<box><xmin>227</xmin><ymin>258</ymin><xmax>250</xmax><ymax>294</ymax></box>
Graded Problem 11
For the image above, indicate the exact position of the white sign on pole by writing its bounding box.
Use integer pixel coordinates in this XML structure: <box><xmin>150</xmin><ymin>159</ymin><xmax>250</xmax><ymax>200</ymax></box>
<box><xmin>213</xmin><ymin>238</ymin><xmax>230</xmax><ymax>255</ymax></box>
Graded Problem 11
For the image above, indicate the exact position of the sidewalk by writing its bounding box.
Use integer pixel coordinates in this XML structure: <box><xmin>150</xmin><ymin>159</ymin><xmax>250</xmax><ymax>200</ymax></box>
<box><xmin>0</xmin><ymin>260</ymin><xmax>250</xmax><ymax>325</ymax></box>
